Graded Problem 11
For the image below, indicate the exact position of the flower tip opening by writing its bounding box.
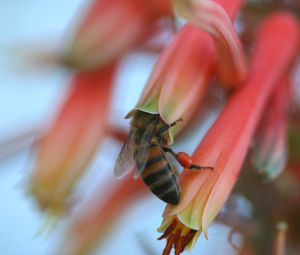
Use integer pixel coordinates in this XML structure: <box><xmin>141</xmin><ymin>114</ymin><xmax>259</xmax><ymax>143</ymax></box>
<box><xmin>158</xmin><ymin>218</ymin><xmax>200</xmax><ymax>255</ymax></box>
<box><xmin>29</xmin><ymin>179</ymin><xmax>74</xmax><ymax>220</ymax></box>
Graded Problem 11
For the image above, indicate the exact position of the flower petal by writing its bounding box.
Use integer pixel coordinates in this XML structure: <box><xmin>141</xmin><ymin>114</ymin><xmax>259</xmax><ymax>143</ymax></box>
<box><xmin>158</xmin><ymin>25</ymin><xmax>214</xmax><ymax>125</ymax></box>
<box><xmin>173</xmin><ymin>0</ymin><xmax>247</xmax><ymax>86</ymax></box>
<box><xmin>176</xmin><ymin>180</ymin><xmax>211</xmax><ymax>231</ymax></box>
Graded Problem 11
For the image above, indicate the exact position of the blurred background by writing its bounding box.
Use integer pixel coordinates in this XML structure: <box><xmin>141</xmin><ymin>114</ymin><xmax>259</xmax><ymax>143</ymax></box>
<box><xmin>0</xmin><ymin>1</ymin><xmax>81</xmax><ymax>254</ymax></box>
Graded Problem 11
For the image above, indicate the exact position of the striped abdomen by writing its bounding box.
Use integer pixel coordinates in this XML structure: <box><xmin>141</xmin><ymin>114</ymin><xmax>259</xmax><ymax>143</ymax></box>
<box><xmin>136</xmin><ymin>143</ymin><xmax>180</xmax><ymax>205</ymax></box>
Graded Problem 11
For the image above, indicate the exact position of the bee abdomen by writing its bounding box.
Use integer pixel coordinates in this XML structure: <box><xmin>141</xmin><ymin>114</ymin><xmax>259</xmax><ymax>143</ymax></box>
<box><xmin>158</xmin><ymin>183</ymin><xmax>180</xmax><ymax>205</ymax></box>
<box><xmin>142</xmin><ymin>163</ymin><xmax>180</xmax><ymax>205</ymax></box>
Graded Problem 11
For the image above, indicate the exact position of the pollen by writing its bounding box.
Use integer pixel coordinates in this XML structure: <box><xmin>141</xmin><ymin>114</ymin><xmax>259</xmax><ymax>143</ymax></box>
<box><xmin>158</xmin><ymin>219</ymin><xmax>197</xmax><ymax>255</ymax></box>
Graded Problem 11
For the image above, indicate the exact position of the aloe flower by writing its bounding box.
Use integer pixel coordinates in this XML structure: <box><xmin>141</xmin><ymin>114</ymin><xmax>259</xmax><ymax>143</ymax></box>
<box><xmin>30</xmin><ymin>64</ymin><xmax>116</xmax><ymax>216</ymax></box>
<box><xmin>158</xmin><ymin>13</ymin><xmax>299</xmax><ymax>254</ymax></box>
<box><xmin>252</xmin><ymin>78</ymin><xmax>291</xmax><ymax>181</ymax></box>
<box><xmin>60</xmin><ymin>0</ymin><xmax>172</xmax><ymax>69</ymax></box>
<box><xmin>133</xmin><ymin>0</ymin><xmax>245</xmax><ymax>138</ymax></box>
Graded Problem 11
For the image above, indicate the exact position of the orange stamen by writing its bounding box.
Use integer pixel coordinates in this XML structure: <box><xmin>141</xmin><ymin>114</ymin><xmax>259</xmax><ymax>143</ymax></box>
<box><xmin>159</xmin><ymin>219</ymin><xmax>198</xmax><ymax>255</ymax></box>
<box><xmin>158</xmin><ymin>219</ymin><xmax>177</xmax><ymax>240</ymax></box>
<box><xmin>162</xmin><ymin>234</ymin><xmax>175</xmax><ymax>255</ymax></box>
<box><xmin>175</xmin><ymin>234</ymin><xmax>185</xmax><ymax>255</ymax></box>
<box><xmin>183</xmin><ymin>229</ymin><xmax>197</xmax><ymax>249</ymax></box>
<box><xmin>173</xmin><ymin>229</ymin><xmax>181</xmax><ymax>247</ymax></box>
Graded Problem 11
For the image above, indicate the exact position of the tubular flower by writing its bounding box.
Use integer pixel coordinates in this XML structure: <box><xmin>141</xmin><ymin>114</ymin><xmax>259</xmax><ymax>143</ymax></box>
<box><xmin>133</xmin><ymin>0</ymin><xmax>245</xmax><ymax>138</ymax></box>
<box><xmin>57</xmin><ymin>176</ymin><xmax>147</xmax><ymax>255</ymax></box>
<box><xmin>30</xmin><ymin>64</ymin><xmax>116</xmax><ymax>216</ymax></box>
<box><xmin>60</xmin><ymin>0</ymin><xmax>172</xmax><ymax>69</ymax></box>
<box><xmin>133</xmin><ymin>26</ymin><xmax>215</xmax><ymax>138</ymax></box>
<box><xmin>173</xmin><ymin>0</ymin><xmax>248</xmax><ymax>85</ymax></box>
<box><xmin>252</xmin><ymin>78</ymin><xmax>291</xmax><ymax>181</ymax></box>
<box><xmin>159</xmin><ymin>13</ymin><xmax>299</xmax><ymax>254</ymax></box>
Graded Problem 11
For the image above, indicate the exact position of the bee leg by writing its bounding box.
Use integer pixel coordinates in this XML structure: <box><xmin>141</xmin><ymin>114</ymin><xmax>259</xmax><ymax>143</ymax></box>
<box><xmin>157</xmin><ymin>118</ymin><xmax>183</xmax><ymax>134</ymax></box>
<box><xmin>162</xmin><ymin>146</ymin><xmax>177</xmax><ymax>157</ymax></box>
<box><xmin>189</xmin><ymin>164</ymin><xmax>214</xmax><ymax>171</ymax></box>
<box><xmin>163</xmin><ymin>147</ymin><xmax>213</xmax><ymax>171</ymax></box>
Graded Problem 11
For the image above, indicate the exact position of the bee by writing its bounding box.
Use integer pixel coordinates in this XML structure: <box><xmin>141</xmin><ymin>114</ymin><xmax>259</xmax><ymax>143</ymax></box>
<box><xmin>114</xmin><ymin>111</ymin><xmax>213</xmax><ymax>205</ymax></box>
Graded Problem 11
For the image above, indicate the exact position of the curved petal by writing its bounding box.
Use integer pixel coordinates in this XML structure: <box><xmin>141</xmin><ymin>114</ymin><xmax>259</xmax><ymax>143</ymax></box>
<box><xmin>173</xmin><ymin>0</ymin><xmax>247</xmax><ymax>86</ymax></box>
<box><xmin>164</xmin><ymin>169</ymin><xmax>209</xmax><ymax>217</ymax></box>
<box><xmin>177</xmin><ymin>178</ymin><xmax>213</xmax><ymax>231</ymax></box>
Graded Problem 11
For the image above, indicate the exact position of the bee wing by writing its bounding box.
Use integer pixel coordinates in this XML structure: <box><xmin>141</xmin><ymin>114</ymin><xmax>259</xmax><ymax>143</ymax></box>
<box><xmin>133</xmin><ymin>119</ymin><xmax>158</xmax><ymax>179</ymax></box>
<box><xmin>114</xmin><ymin>132</ymin><xmax>136</xmax><ymax>178</ymax></box>
<box><xmin>133</xmin><ymin>143</ymin><xmax>150</xmax><ymax>179</ymax></box>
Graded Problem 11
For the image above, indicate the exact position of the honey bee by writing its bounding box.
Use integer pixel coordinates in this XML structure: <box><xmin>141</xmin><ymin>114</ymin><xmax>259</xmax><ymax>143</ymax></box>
<box><xmin>114</xmin><ymin>111</ymin><xmax>213</xmax><ymax>205</ymax></box>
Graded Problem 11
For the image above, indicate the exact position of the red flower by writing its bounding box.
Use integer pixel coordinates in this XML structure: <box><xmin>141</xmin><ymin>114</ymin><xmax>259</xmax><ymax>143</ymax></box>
<box><xmin>30</xmin><ymin>64</ymin><xmax>116</xmax><ymax>216</ymax></box>
<box><xmin>159</xmin><ymin>13</ymin><xmax>299</xmax><ymax>254</ymax></box>
<box><xmin>61</xmin><ymin>0</ymin><xmax>172</xmax><ymax>69</ymax></box>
